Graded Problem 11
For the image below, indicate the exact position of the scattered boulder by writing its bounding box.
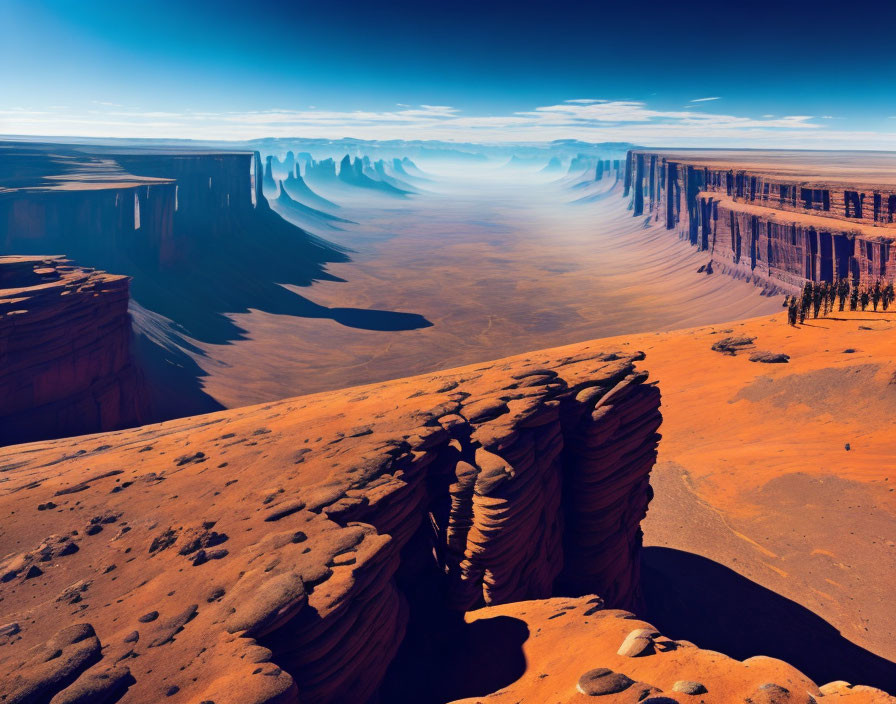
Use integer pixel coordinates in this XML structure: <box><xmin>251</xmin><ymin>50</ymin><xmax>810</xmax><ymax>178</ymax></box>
<box><xmin>711</xmin><ymin>336</ymin><xmax>755</xmax><ymax>355</ymax></box>
<box><xmin>749</xmin><ymin>351</ymin><xmax>790</xmax><ymax>363</ymax></box>
<box><xmin>746</xmin><ymin>682</ymin><xmax>793</xmax><ymax>704</ymax></box>
<box><xmin>0</xmin><ymin>622</ymin><xmax>21</xmax><ymax>637</ymax></box>
<box><xmin>576</xmin><ymin>668</ymin><xmax>635</xmax><ymax>696</ymax></box>
<box><xmin>617</xmin><ymin>628</ymin><xmax>656</xmax><ymax>657</ymax></box>
<box><xmin>673</xmin><ymin>680</ymin><xmax>708</xmax><ymax>695</ymax></box>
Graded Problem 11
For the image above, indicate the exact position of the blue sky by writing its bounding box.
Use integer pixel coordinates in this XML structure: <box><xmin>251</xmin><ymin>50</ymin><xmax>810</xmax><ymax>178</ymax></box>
<box><xmin>3</xmin><ymin>0</ymin><xmax>896</xmax><ymax>146</ymax></box>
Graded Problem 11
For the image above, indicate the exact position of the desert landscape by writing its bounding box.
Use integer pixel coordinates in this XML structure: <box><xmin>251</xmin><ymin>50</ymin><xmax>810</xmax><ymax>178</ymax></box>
<box><xmin>2</xmin><ymin>2</ymin><xmax>896</xmax><ymax>702</ymax></box>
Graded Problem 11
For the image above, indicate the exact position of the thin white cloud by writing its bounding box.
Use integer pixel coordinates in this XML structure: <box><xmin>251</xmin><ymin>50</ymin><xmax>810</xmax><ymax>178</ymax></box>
<box><xmin>2</xmin><ymin>99</ymin><xmax>893</xmax><ymax>148</ymax></box>
<box><xmin>690</xmin><ymin>96</ymin><xmax>720</xmax><ymax>102</ymax></box>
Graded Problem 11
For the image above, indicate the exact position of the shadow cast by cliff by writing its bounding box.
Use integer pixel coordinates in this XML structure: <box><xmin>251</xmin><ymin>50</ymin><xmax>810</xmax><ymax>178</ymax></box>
<box><xmin>641</xmin><ymin>546</ymin><xmax>896</xmax><ymax>692</ymax></box>
<box><xmin>1</xmin><ymin>144</ymin><xmax>433</xmax><ymax>420</ymax></box>
<box><xmin>379</xmin><ymin>611</ymin><xmax>529</xmax><ymax>704</ymax></box>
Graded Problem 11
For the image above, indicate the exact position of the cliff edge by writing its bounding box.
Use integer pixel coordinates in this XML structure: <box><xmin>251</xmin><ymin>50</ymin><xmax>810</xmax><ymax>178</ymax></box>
<box><xmin>0</xmin><ymin>255</ymin><xmax>148</xmax><ymax>446</ymax></box>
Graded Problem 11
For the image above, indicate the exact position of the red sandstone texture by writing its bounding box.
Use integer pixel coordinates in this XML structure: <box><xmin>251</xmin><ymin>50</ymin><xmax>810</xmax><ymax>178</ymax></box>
<box><xmin>447</xmin><ymin>596</ymin><xmax>896</xmax><ymax>703</ymax></box>
<box><xmin>0</xmin><ymin>343</ymin><xmax>659</xmax><ymax>703</ymax></box>
<box><xmin>0</xmin><ymin>255</ymin><xmax>147</xmax><ymax>446</ymax></box>
<box><xmin>624</xmin><ymin>150</ymin><xmax>896</xmax><ymax>290</ymax></box>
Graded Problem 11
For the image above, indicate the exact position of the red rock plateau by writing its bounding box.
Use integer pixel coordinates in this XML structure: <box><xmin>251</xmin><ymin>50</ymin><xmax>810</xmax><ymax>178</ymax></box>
<box><xmin>0</xmin><ymin>343</ymin><xmax>661</xmax><ymax>702</ymax></box>
<box><xmin>1</xmin><ymin>146</ymin><xmax>895</xmax><ymax>703</ymax></box>
<box><xmin>625</xmin><ymin>150</ymin><xmax>896</xmax><ymax>290</ymax></box>
<box><xmin>0</xmin><ymin>255</ymin><xmax>147</xmax><ymax>446</ymax></box>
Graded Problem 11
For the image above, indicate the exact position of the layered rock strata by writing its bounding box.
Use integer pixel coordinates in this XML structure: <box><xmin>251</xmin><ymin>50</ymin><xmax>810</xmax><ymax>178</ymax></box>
<box><xmin>0</xmin><ymin>255</ymin><xmax>147</xmax><ymax>446</ymax></box>
<box><xmin>624</xmin><ymin>150</ymin><xmax>896</xmax><ymax>290</ymax></box>
<box><xmin>0</xmin><ymin>342</ymin><xmax>660</xmax><ymax>703</ymax></box>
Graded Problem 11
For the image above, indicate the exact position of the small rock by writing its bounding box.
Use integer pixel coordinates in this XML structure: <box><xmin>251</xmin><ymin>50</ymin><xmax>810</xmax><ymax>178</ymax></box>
<box><xmin>24</xmin><ymin>565</ymin><xmax>43</xmax><ymax>579</ymax></box>
<box><xmin>845</xmin><ymin>443</ymin><xmax>851</xmax><ymax>451</ymax></box>
<box><xmin>175</xmin><ymin>452</ymin><xmax>206</xmax><ymax>466</ymax></box>
<box><xmin>747</xmin><ymin>682</ymin><xmax>792</xmax><ymax>704</ymax></box>
<box><xmin>576</xmin><ymin>668</ymin><xmax>634</xmax><ymax>696</ymax></box>
<box><xmin>843</xmin><ymin>348</ymin><xmax>856</xmax><ymax>353</ymax></box>
<box><xmin>58</xmin><ymin>542</ymin><xmax>79</xmax><ymax>557</ymax></box>
<box><xmin>749</xmin><ymin>351</ymin><xmax>790</xmax><ymax>364</ymax></box>
<box><xmin>673</xmin><ymin>680</ymin><xmax>707</xmax><ymax>695</ymax></box>
<box><xmin>138</xmin><ymin>611</ymin><xmax>159</xmax><ymax>623</ymax></box>
<box><xmin>711</xmin><ymin>336</ymin><xmax>755</xmax><ymax>355</ymax></box>
<box><xmin>0</xmin><ymin>622</ymin><xmax>20</xmax><ymax>637</ymax></box>
<box><xmin>617</xmin><ymin>628</ymin><xmax>656</xmax><ymax>657</ymax></box>
<box><xmin>124</xmin><ymin>630</ymin><xmax>139</xmax><ymax>643</ymax></box>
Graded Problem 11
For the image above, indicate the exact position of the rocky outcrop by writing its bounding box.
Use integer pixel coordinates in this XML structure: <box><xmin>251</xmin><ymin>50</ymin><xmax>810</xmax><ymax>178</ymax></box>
<box><xmin>441</xmin><ymin>596</ymin><xmax>896</xmax><ymax>703</ymax></box>
<box><xmin>624</xmin><ymin>150</ymin><xmax>896</xmax><ymax>290</ymax></box>
<box><xmin>0</xmin><ymin>256</ymin><xmax>148</xmax><ymax>445</ymax></box>
<box><xmin>0</xmin><ymin>341</ymin><xmax>659</xmax><ymax>703</ymax></box>
<box><xmin>337</xmin><ymin>154</ymin><xmax>409</xmax><ymax>195</ymax></box>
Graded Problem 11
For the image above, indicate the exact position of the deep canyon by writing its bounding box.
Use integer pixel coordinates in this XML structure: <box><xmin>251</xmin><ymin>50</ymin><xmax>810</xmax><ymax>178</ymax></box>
<box><xmin>1</xmin><ymin>141</ymin><xmax>894</xmax><ymax>703</ymax></box>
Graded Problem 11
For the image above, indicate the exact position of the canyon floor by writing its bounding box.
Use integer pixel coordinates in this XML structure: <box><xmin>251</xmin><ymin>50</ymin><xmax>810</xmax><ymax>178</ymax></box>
<box><xmin>192</xmin><ymin>168</ymin><xmax>780</xmax><ymax>407</ymax></box>
<box><xmin>615</xmin><ymin>309</ymin><xmax>896</xmax><ymax>691</ymax></box>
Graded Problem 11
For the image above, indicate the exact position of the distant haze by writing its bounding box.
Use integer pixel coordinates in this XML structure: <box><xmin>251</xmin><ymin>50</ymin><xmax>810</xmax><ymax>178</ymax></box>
<box><xmin>3</xmin><ymin>0</ymin><xmax>896</xmax><ymax>147</ymax></box>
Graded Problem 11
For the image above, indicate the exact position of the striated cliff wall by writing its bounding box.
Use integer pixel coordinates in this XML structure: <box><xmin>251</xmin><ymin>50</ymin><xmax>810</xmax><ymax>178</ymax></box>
<box><xmin>624</xmin><ymin>150</ymin><xmax>896</xmax><ymax>290</ymax></box>
<box><xmin>0</xmin><ymin>341</ymin><xmax>660</xmax><ymax>703</ymax></box>
<box><xmin>0</xmin><ymin>256</ymin><xmax>148</xmax><ymax>446</ymax></box>
<box><xmin>0</xmin><ymin>147</ymin><xmax>263</xmax><ymax>271</ymax></box>
<box><xmin>1</xmin><ymin>143</ymin><xmax>348</xmax><ymax>425</ymax></box>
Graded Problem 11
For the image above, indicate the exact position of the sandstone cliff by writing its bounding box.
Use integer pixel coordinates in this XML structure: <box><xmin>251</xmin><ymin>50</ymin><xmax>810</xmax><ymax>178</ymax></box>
<box><xmin>0</xmin><ymin>342</ymin><xmax>660</xmax><ymax>703</ymax></box>
<box><xmin>0</xmin><ymin>141</ymin><xmax>349</xmax><ymax>422</ymax></box>
<box><xmin>0</xmin><ymin>256</ymin><xmax>148</xmax><ymax>446</ymax></box>
<box><xmin>624</xmin><ymin>150</ymin><xmax>896</xmax><ymax>290</ymax></box>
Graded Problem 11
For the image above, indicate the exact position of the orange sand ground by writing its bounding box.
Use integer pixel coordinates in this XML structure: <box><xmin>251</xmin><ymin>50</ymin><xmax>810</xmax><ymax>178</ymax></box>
<box><xmin>615</xmin><ymin>310</ymin><xmax>896</xmax><ymax>665</ymax></box>
<box><xmin>0</xmin><ymin>307</ymin><xmax>893</xmax><ymax>701</ymax></box>
<box><xmin>448</xmin><ymin>596</ymin><xmax>894</xmax><ymax>703</ymax></box>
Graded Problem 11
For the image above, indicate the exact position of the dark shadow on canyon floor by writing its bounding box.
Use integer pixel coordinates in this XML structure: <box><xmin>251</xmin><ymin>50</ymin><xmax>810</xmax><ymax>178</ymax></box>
<box><xmin>1</xmin><ymin>144</ymin><xmax>433</xmax><ymax>419</ymax></box>
<box><xmin>379</xmin><ymin>612</ymin><xmax>529</xmax><ymax>704</ymax></box>
<box><xmin>378</xmin><ymin>544</ymin><xmax>529</xmax><ymax>704</ymax></box>
<box><xmin>641</xmin><ymin>547</ymin><xmax>896</xmax><ymax>692</ymax></box>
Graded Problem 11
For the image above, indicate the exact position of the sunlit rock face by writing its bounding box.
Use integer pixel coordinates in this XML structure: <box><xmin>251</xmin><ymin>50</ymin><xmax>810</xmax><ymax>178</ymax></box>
<box><xmin>0</xmin><ymin>340</ymin><xmax>659</xmax><ymax>703</ymax></box>
<box><xmin>0</xmin><ymin>255</ymin><xmax>148</xmax><ymax>445</ymax></box>
<box><xmin>625</xmin><ymin>149</ymin><xmax>896</xmax><ymax>290</ymax></box>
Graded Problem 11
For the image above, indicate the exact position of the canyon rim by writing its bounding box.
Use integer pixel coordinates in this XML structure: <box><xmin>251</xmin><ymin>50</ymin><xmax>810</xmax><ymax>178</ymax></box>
<box><xmin>2</xmin><ymin>2</ymin><xmax>895</xmax><ymax>703</ymax></box>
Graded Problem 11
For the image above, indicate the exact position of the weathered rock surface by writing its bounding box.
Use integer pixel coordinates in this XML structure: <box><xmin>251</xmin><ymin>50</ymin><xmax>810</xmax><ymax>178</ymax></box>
<box><xmin>624</xmin><ymin>150</ymin><xmax>896</xmax><ymax>290</ymax></box>
<box><xmin>446</xmin><ymin>596</ymin><xmax>896</xmax><ymax>703</ymax></box>
<box><xmin>0</xmin><ymin>255</ymin><xmax>148</xmax><ymax>446</ymax></box>
<box><xmin>0</xmin><ymin>341</ymin><xmax>660</xmax><ymax>703</ymax></box>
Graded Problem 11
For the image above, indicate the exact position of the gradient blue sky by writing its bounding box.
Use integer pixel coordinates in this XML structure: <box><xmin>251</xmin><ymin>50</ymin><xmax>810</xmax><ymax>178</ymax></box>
<box><xmin>3</xmin><ymin>0</ymin><xmax>896</xmax><ymax>146</ymax></box>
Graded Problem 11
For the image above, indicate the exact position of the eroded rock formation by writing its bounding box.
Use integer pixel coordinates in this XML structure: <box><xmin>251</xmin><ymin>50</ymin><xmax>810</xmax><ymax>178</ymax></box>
<box><xmin>624</xmin><ymin>150</ymin><xmax>896</xmax><ymax>290</ymax></box>
<box><xmin>0</xmin><ymin>256</ymin><xmax>148</xmax><ymax>446</ymax></box>
<box><xmin>442</xmin><ymin>596</ymin><xmax>896</xmax><ymax>703</ymax></box>
<box><xmin>0</xmin><ymin>342</ymin><xmax>659</xmax><ymax>703</ymax></box>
